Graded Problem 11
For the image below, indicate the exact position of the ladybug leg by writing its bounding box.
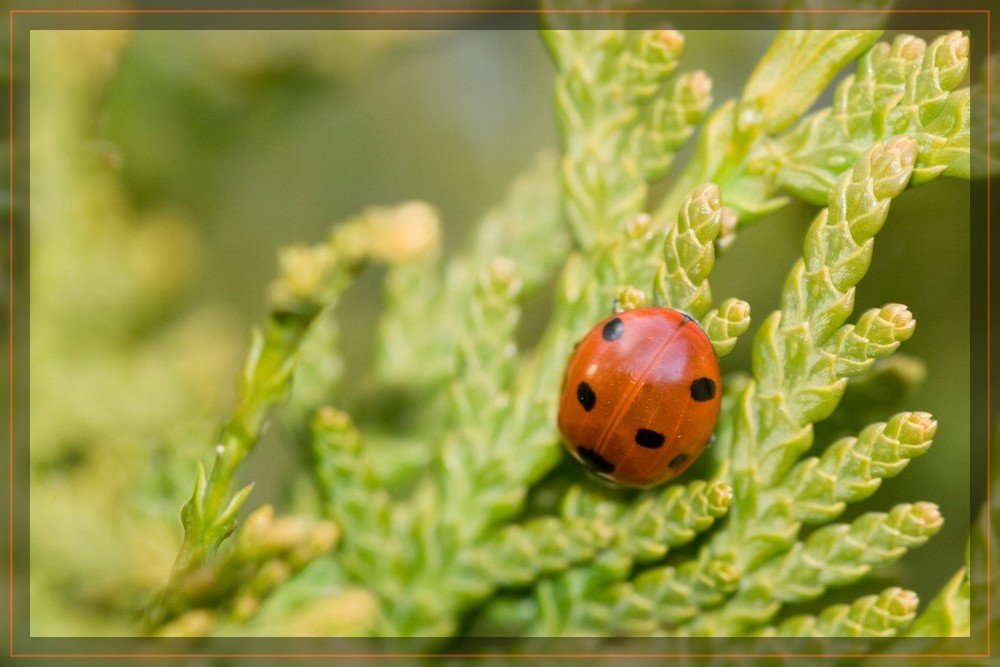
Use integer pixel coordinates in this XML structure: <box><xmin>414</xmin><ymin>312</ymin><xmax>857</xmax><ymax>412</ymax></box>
<box><xmin>576</xmin><ymin>445</ymin><xmax>615</xmax><ymax>476</ymax></box>
<box><xmin>587</xmin><ymin>469</ymin><xmax>627</xmax><ymax>489</ymax></box>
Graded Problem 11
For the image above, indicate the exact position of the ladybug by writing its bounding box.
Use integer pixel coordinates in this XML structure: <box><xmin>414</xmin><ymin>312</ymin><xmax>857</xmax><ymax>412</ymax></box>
<box><xmin>557</xmin><ymin>307</ymin><xmax>721</xmax><ymax>488</ymax></box>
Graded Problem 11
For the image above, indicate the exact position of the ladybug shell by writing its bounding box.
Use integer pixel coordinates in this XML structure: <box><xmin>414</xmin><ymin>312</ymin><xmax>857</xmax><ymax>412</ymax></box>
<box><xmin>557</xmin><ymin>307</ymin><xmax>721</xmax><ymax>488</ymax></box>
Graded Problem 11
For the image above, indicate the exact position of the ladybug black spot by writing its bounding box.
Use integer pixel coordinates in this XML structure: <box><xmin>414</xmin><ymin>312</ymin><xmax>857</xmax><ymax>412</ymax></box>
<box><xmin>577</xmin><ymin>382</ymin><xmax>597</xmax><ymax>411</ymax></box>
<box><xmin>681</xmin><ymin>313</ymin><xmax>695</xmax><ymax>325</ymax></box>
<box><xmin>635</xmin><ymin>428</ymin><xmax>665</xmax><ymax>449</ymax></box>
<box><xmin>602</xmin><ymin>317</ymin><xmax>625</xmax><ymax>342</ymax></box>
<box><xmin>668</xmin><ymin>453</ymin><xmax>689</xmax><ymax>468</ymax></box>
<box><xmin>577</xmin><ymin>446</ymin><xmax>615</xmax><ymax>474</ymax></box>
<box><xmin>690</xmin><ymin>377</ymin><xmax>717</xmax><ymax>402</ymax></box>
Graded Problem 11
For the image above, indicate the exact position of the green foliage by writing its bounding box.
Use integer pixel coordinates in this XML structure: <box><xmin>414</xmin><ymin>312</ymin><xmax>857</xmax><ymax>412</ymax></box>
<box><xmin>761</xmin><ymin>32</ymin><xmax>970</xmax><ymax>198</ymax></box>
<box><xmin>27</xmin><ymin>20</ymin><xmax>973</xmax><ymax>648</ymax></box>
<box><xmin>763</xmin><ymin>587</ymin><xmax>919</xmax><ymax>637</ymax></box>
<box><xmin>654</xmin><ymin>30</ymin><xmax>969</xmax><ymax>225</ymax></box>
<box><xmin>544</xmin><ymin>28</ymin><xmax>711</xmax><ymax>249</ymax></box>
<box><xmin>148</xmin><ymin>505</ymin><xmax>340</xmax><ymax>633</ymax></box>
<box><xmin>149</xmin><ymin>26</ymin><xmax>970</xmax><ymax>641</ymax></box>
<box><xmin>516</xmin><ymin>480</ymin><xmax>736</xmax><ymax>635</ymax></box>
<box><xmin>172</xmin><ymin>203</ymin><xmax>440</xmax><ymax>575</ymax></box>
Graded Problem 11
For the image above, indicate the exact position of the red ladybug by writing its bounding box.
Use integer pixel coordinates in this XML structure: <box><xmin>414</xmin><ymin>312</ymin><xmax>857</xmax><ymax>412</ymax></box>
<box><xmin>557</xmin><ymin>307</ymin><xmax>722</xmax><ymax>488</ymax></box>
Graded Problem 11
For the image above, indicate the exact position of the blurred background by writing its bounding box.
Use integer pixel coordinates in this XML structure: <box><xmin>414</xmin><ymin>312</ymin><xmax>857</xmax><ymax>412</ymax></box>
<box><xmin>24</xmin><ymin>28</ymin><xmax>973</xmax><ymax>636</ymax></box>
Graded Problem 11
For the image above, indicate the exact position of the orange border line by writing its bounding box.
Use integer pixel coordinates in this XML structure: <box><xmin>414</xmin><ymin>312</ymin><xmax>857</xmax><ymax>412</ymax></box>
<box><xmin>6</xmin><ymin>5</ymin><xmax>992</xmax><ymax>661</ymax></box>
<box><xmin>987</xmin><ymin>8</ymin><xmax>993</xmax><ymax>658</ymax></box>
<box><xmin>22</xmin><ymin>655</ymin><xmax>1000</xmax><ymax>660</ymax></box>
<box><xmin>5</xmin><ymin>6</ymin><xmax>994</xmax><ymax>12</ymax></box>
<box><xmin>7</xmin><ymin>5</ymin><xmax>13</xmax><ymax>660</ymax></box>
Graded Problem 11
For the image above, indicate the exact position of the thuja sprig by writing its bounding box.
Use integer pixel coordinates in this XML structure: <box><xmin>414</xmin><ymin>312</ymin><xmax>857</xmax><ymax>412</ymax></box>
<box><xmin>311</xmin><ymin>408</ymin><xmax>393</xmax><ymax>603</ymax></box>
<box><xmin>436</xmin><ymin>256</ymin><xmax>528</xmax><ymax>537</ymax></box>
<box><xmin>653</xmin><ymin>183</ymin><xmax>722</xmax><ymax>315</ymax></box>
<box><xmin>455</xmin><ymin>516</ymin><xmax>615</xmax><ymax>594</ymax></box>
<box><xmin>692</xmin><ymin>502</ymin><xmax>943</xmax><ymax>636</ymax></box>
<box><xmin>763</xmin><ymin>587</ymin><xmax>920</xmax><ymax>637</ymax></box>
<box><xmin>703</xmin><ymin>298</ymin><xmax>753</xmax><ymax>358</ymax></box>
<box><xmin>147</xmin><ymin>505</ymin><xmax>340</xmax><ymax>633</ymax></box>
<box><xmin>772</xmin><ymin>411</ymin><xmax>936</xmax><ymax>525</ymax></box>
<box><xmin>654</xmin><ymin>30</ymin><xmax>884</xmax><ymax>225</ymax></box>
<box><xmin>741</xmin><ymin>31</ymin><xmax>887</xmax><ymax>136</ymax></box>
<box><xmin>620</xmin><ymin>552</ymin><xmax>741</xmax><ymax>633</ymax></box>
<box><xmin>649</xmin><ymin>183</ymin><xmax>751</xmax><ymax>348</ymax></box>
<box><xmin>738</xmin><ymin>137</ymin><xmax>919</xmax><ymax>500</ymax></box>
<box><xmin>598</xmin><ymin>486</ymin><xmax>736</xmax><ymax>635</ymax></box>
<box><xmin>530</xmin><ymin>549</ymin><xmax>739</xmax><ymax>636</ymax></box>
<box><xmin>312</xmin><ymin>403</ymin><xmax>603</xmax><ymax>637</ymax></box>
<box><xmin>167</xmin><ymin>203</ymin><xmax>439</xmax><ymax>583</ymax></box>
<box><xmin>560</xmin><ymin>480</ymin><xmax>733</xmax><ymax>565</ymax></box>
<box><xmin>652</xmin><ymin>30</ymin><xmax>969</xmax><ymax>237</ymax></box>
<box><xmin>650</xmin><ymin>184</ymin><xmax>753</xmax><ymax>358</ymax></box>
<box><xmin>542</xmin><ymin>24</ymin><xmax>711</xmax><ymax>249</ymax></box>
<box><xmin>758</xmin><ymin>32</ymin><xmax>970</xmax><ymax>202</ymax></box>
<box><xmin>482</xmin><ymin>480</ymin><xmax>732</xmax><ymax>635</ymax></box>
